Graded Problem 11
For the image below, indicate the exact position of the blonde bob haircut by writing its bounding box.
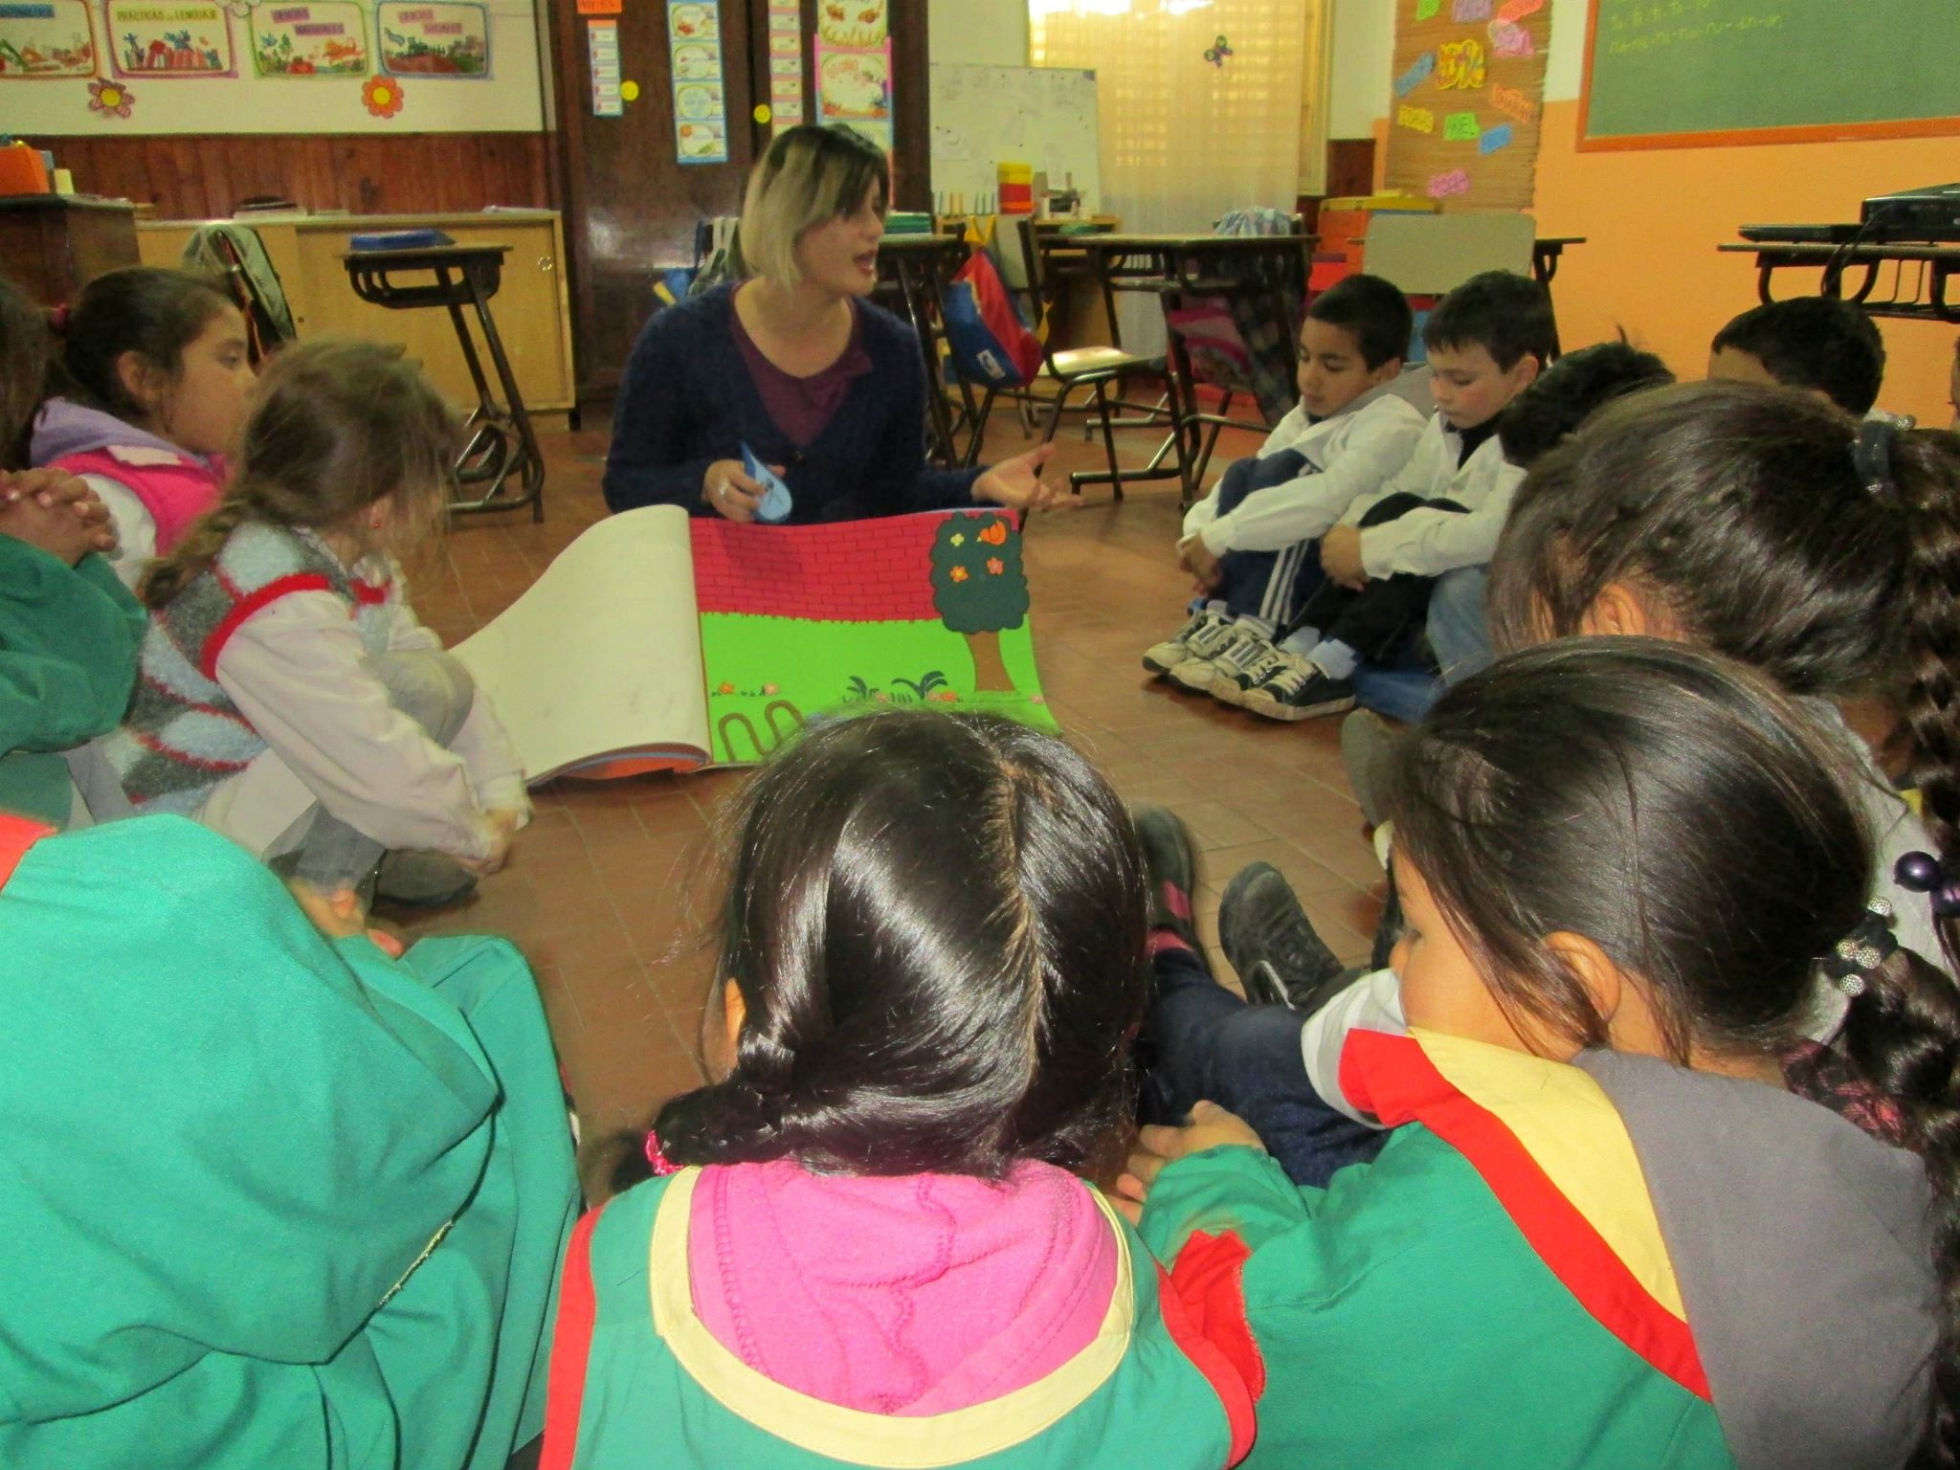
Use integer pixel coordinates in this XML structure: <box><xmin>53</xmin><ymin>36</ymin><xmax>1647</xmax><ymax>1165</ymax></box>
<box><xmin>739</xmin><ymin>124</ymin><xmax>890</xmax><ymax>287</ymax></box>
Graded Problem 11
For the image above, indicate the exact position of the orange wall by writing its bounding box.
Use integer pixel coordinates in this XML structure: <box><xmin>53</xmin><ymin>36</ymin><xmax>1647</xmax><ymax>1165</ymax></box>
<box><xmin>1365</xmin><ymin>102</ymin><xmax>1959</xmax><ymax>423</ymax></box>
<box><xmin>1533</xmin><ymin>102</ymin><xmax>1960</xmax><ymax>425</ymax></box>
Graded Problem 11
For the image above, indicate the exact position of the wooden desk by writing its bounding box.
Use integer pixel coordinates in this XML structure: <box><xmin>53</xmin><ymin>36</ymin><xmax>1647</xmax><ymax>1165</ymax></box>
<box><xmin>1532</xmin><ymin>236</ymin><xmax>1585</xmax><ymax>287</ymax></box>
<box><xmin>139</xmin><ymin>210</ymin><xmax>577</xmax><ymax>426</ymax></box>
<box><xmin>1717</xmin><ymin>240</ymin><xmax>1960</xmax><ymax>323</ymax></box>
<box><xmin>0</xmin><ymin>195</ymin><xmax>140</xmax><ymax>308</ymax></box>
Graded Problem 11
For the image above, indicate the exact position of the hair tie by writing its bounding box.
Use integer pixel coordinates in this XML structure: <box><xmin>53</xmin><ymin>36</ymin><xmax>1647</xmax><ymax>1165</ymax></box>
<box><xmin>1852</xmin><ymin>418</ymin><xmax>1900</xmax><ymax>502</ymax></box>
<box><xmin>46</xmin><ymin>304</ymin><xmax>69</xmax><ymax>337</ymax></box>
<box><xmin>642</xmin><ymin>1130</ymin><xmax>681</xmax><ymax>1177</ymax></box>
<box><xmin>1895</xmin><ymin>850</ymin><xmax>1960</xmax><ymax>917</ymax></box>
<box><xmin>1821</xmin><ymin>898</ymin><xmax>1899</xmax><ymax>996</ymax></box>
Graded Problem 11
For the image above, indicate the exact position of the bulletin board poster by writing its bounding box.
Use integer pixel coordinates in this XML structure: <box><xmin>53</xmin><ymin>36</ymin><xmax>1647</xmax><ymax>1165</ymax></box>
<box><xmin>669</xmin><ymin>0</ymin><xmax>729</xmax><ymax>164</ymax></box>
<box><xmin>0</xmin><ymin>0</ymin><xmax>97</xmax><ymax>76</ymax></box>
<box><xmin>765</xmin><ymin>0</ymin><xmax>804</xmax><ymax>134</ymax></box>
<box><xmin>814</xmin><ymin>0</ymin><xmax>890</xmax><ymax>154</ymax></box>
<box><xmin>107</xmin><ymin>0</ymin><xmax>234</xmax><ymax>78</ymax></box>
<box><xmin>378</xmin><ymin>1</ymin><xmax>487</xmax><ymax>76</ymax></box>
<box><xmin>251</xmin><ymin>2</ymin><xmax>368</xmax><ymax>77</ymax></box>
<box><xmin>1384</xmin><ymin>0</ymin><xmax>1551</xmax><ymax>211</ymax></box>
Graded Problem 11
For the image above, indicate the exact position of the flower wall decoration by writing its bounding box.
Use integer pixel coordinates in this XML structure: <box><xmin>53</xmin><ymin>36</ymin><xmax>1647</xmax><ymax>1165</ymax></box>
<box><xmin>361</xmin><ymin>73</ymin><xmax>403</xmax><ymax>117</ymax></box>
<box><xmin>86</xmin><ymin>78</ymin><xmax>136</xmax><ymax>117</ymax></box>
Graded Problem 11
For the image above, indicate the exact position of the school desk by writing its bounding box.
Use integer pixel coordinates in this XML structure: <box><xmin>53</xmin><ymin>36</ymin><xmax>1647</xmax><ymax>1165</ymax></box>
<box><xmin>0</xmin><ymin>195</ymin><xmax>140</xmax><ymax>311</ymax></box>
<box><xmin>343</xmin><ymin>244</ymin><xmax>545</xmax><ymax>520</ymax></box>
<box><xmin>1717</xmin><ymin>239</ymin><xmax>1960</xmax><ymax>324</ymax></box>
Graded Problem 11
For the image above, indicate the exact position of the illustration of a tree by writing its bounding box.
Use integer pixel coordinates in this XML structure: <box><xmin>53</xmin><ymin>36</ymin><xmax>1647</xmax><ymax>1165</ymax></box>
<box><xmin>928</xmin><ymin>513</ymin><xmax>1027</xmax><ymax>693</ymax></box>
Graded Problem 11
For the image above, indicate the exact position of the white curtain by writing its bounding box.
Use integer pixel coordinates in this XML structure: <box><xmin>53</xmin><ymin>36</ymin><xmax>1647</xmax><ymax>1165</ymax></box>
<box><xmin>1031</xmin><ymin>0</ymin><xmax>1313</xmax><ymax>351</ymax></box>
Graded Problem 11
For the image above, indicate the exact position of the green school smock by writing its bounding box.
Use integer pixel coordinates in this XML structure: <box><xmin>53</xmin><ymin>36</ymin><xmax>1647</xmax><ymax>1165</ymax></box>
<box><xmin>0</xmin><ymin>540</ymin><xmax>145</xmax><ymax>825</ymax></box>
<box><xmin>0</xmin><ymin>812</ymin><xmax>581</xmax><ymax>1469</ymax></box>
<box><xmin>537</xmin><ymin>1166</ymin><xmax>1255</xmax><ymax>1470</ymax></box>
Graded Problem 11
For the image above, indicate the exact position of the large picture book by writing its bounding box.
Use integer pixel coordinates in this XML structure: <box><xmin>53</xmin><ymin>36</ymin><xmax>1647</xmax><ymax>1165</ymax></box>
<box><xmin>454</xmin><ymin>505</ymin><xmax>1055</xmax><ymax>782</ymax></box>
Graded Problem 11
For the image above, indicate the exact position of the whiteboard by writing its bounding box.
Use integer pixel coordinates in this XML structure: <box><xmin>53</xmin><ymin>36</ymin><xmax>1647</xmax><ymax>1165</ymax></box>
<box><xmin>928</xmin><ymin>63</ymin><xmax>1100</xmax><ymax>215</ymax></box>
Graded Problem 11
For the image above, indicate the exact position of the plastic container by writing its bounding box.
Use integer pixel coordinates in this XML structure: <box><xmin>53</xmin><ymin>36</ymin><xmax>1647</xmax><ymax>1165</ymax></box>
<box><xmin>0</xmin><ymin>143</ymin><xmax>52</xmax><ymax>197</ymax></box>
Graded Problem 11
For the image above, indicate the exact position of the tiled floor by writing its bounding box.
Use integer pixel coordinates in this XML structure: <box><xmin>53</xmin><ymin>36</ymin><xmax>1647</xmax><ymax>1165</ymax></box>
<box><xmin>388</xmin><ymin>408</ymin><xmax>1387</xmax><ymax>1170</ymax></box>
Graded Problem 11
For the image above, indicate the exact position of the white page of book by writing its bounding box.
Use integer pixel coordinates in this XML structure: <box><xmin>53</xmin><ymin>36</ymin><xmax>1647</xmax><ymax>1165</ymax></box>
<box><xmin>454</xmin><ymin>505</ymin><xmax>711</xmax><ymax>782</ymax></box>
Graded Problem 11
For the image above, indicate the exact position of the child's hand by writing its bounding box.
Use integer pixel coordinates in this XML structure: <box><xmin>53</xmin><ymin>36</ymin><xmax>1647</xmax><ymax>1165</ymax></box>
<box><xmin>1110</xmin><ymin>1101</ymin><xmax>1266</xmax><ymax>1221</ymax></box>
<box><xmin>1319</xmin><ymin>525</ymin><xmax>1367</xmax><ymax>590</ymax></box>
<box><xmin>0</xmin><ymin>489</ymin><xmax>100</xmax><ymax>566</ymax></box>
<box><xmin>0</xmin><ymin>470</ymin><xmax>117</xmax><ymax>561</ymax></box>
<box><xmin>286</xmin><ymin>879</ymin><xmax>407</xmax><ymax>958</ymax></box>
<box><xmin>1177</xmin><ymin>534</ymin><xmax>1223</xmax><ymax>592</ymax></box>
<box><xmin>458</xmin><ymin>808</ymin><xmax>521</xmax><ymax>876</ymax></box>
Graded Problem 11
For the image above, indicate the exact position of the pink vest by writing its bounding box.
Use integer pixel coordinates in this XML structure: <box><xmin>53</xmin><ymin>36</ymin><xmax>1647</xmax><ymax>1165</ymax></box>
<box><xmin>51</xmin><ymin>445</ymin><xmax>226</xmax><ymax>554</ymax></box>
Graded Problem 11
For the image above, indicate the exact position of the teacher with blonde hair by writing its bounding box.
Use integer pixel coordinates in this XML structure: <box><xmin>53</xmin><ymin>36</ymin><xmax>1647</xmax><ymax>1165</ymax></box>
<box><xmin>604</xmin><ymin>124</ymin><xmax>1057</xmax><ymax>523</ymax></box>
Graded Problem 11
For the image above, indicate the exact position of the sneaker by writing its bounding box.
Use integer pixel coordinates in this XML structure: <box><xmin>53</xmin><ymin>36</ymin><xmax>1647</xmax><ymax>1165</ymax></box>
<box><xmin>1206</xmin><ymin>630</ymin><xmax>1284</xmax><ymax>706</ymax></box>
<box><xmin>1340</xmin><ymin>709</ymin><xmax>1401</xmax><ymax>830</ymax></box>
<box><xmin>1167</xmin><ymin>620</ymin><xmax>1267</xmax><ymax>694</ymax></box>
<box><xmin>1132</xmin><ymin>805</ymin><xmax>1201</xmax><ymax>950</ymax></box>
<box><xmin>373</xmin><ymin>849</ymin><xmax>479</xmax><ymax>908</ymax></box>
<box><xmin>1218</xmin><ymin>861</ymin><xmax>1348</xmax><ymax>1012</ymax></box>
<box><xmin>1243</xmin><ymin>657</ymin><xmax>1357</xmax><ymax>722</ymax></box>
<box><xmin>1143</xmin><ymin>607</ymin><xmax>1231</xmax><ymax>676</ymax></box>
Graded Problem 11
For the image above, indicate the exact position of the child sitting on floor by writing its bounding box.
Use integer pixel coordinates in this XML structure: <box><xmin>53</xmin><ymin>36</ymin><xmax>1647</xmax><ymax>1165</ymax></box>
<box><xmin>1143</xmin><ymin>274</ymin><xmax>1425</xmax><ymax>698</ymax></box>
<box><xmin>92</xmin><ymin>338</ymin><xmax>528</xmax><ymax>907</ymax></box>
<box><xmin>31</xmin><ymin>266</ymin><xmax>255</xmax><ymax>586</ymax></box>
<box><xmin>1706</xmin><ymin>294</ymin><xmax>1892</xmax><ymax>419</ymax></box>
<box><xmin>1236</xmin><ymin>270</ymin><xmax>1554</xmax><ymax>720</ymax></box>
<box><xmin>0</xmin><ymin>274</ymin><xmax>145</xmax><ymax>829</ymax></box>
<box><xmin>544</xmin><ymin>710</ymin><xmax>1260</xmax><ymax>1470</ymax></box>
<box><xmin>1126</xmin><ymin>641</ymin><xmax>1945</xmax><ymax>1470</ymax></box>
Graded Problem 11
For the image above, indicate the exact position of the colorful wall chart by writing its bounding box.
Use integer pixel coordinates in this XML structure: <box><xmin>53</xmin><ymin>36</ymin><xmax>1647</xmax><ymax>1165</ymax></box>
<box><xmin>667</xmin><ymin>0</ymin><xmax>727</xmax><ymax>163</ymax></box>
<box><xmin>764</xmin><ymin>0</ymin><xmax>803</xmax><ymax>134</ymax></box>
<box><xmin>1385</xmin><ymin>0</ymin><xmax>1550</xmax><ymax>211</ymax></box>
<box><xmin>250</xmin><ymin>2</ymin><xmax>367</xmax><ymax>76</ymax></box>
<box><xmin>587</xmin><ymin>14</ymin><xmax>618</xmax><ymax>115</ymax></box>
<box><xmin>107</xmin><ymin>0</ymin><xmax>232</xmax><ymax>77</ymax></box>
<box><xmin>377</xmin><ymin>0</ymin><xmax>485</xmax><ymax>75</ymax></box>
<box><xmin>814</xmin><ymin>0</ymin><xmax>888</xmax><ymax>153</ymax></box>
<box><xmin>0</xmin><ymin>0</ymin><xmax>97</xmax><ymax>76</ymax></box>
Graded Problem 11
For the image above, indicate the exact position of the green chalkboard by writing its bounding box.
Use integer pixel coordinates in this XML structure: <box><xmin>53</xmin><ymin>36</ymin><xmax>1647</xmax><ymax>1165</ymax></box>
<box><xmin>1581</xmin><ymin>0</ymin><xmax>1960</xmax><ymax>148</ymax></box>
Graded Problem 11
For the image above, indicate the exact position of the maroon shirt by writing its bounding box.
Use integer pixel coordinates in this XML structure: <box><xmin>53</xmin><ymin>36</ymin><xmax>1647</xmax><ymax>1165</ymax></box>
<box><xmin>730</xmin><ymin>299</ymin><xmax>875</xmax><ymax>449</ymax></box>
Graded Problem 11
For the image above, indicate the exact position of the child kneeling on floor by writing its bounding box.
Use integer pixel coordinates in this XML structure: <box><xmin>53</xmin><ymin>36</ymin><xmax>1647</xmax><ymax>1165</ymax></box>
<box><xmin>1144</xmin><ymin>274</ymin><xmax>1426</xmax><ymax>697</ymax></box>
<box><xmin>88</xmin><ymin>338</ymin><xmax>528</xmax><ymax>907</ymax></box>
<box><xmin>543</xmin><ymin>710</ymin><xmax>1261</xmax><ymax>1470</ymax></box>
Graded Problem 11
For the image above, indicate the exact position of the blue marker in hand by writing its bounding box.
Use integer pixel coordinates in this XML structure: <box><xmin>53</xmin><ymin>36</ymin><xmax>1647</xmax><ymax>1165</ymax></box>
<box><xmin>742</xmin><ymin>444</ymin><xmax>793</xmax><ymax>524</ymax></box>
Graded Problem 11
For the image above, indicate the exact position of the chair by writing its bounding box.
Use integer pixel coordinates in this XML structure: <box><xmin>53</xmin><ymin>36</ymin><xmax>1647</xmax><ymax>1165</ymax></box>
<box><xmin>179</xmin><ymin>223</ymin><xmax>296</xmax><ymax>366</ymax></box>
<box><xmin>1012</xmin><ymin>216</ymin><xmax>1173</xmax><ymax>500</ymax></box>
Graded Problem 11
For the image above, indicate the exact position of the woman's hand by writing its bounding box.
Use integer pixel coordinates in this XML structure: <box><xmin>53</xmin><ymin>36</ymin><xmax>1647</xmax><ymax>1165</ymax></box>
<box><xmin>1107</xmin><ymin>1101</ymin><xmax>1266</xmax><ymax>1223</ymax></box>
<box><xmin>975</xmin><ymin>444</ymin><xmax>1064</xmax><ymax>513</ymax></box>
<box><xmin>702</xmin><ymin>460</ymin><xmax>777</xmax><ymax>523</ymax></box>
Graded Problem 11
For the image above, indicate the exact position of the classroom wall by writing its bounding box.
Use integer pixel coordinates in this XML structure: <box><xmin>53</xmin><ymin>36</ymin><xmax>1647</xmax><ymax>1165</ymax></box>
<box><xmin>927</xmin><ymin>0</ymin><xmax>1025</xmax><ymax>68</ymax></box>
<box><xmin>1328</xmin><ymin>0</ymin><xmax>1958</xmax><ymax>425</ymax></box>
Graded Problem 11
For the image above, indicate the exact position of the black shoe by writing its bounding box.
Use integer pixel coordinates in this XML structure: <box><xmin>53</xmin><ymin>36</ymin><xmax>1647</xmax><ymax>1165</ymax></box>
<box><xmin>1218</xmin><ymin>861</ymin><xmax>1347</xmax><ymax>1012</ymax></box>
<box><xmin>1132</xmin><ymin>805</ymin><xmax>1201</xmax><ymax>950</ymax></box>
<box><xmin>1243</xmin><ymin>661</ymin><xmax>1357</xmax><ymax>722</ymax></box>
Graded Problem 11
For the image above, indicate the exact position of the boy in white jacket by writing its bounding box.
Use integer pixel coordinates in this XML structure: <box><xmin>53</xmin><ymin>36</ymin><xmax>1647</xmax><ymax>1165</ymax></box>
<box><xmin>1244</xmin><ymin>271</ymin><xmax>1555</xmax><ymax>721</ymax></box>
<box><xmin>1143</xmin><ymin>275</ymin><xmax>1426</xmax><ymax>701</ymax></box>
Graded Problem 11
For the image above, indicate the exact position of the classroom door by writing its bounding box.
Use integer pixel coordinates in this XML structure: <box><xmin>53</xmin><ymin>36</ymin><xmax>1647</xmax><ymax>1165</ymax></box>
<box><xmin>543</xmin><ymin>0</ymin><xmax>762</xmax><ymax>403</ymax></box>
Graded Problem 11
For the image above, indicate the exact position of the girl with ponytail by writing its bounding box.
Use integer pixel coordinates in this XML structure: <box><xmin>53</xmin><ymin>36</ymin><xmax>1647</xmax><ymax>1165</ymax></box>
<box><xmin>94</xmin><ymin>337</ymin><xmax>528</xmax><ymax>908</ymax></box>
<box><xmin>542</xmin><ymin>710</ymin><xmax>1261</xmax><ymax>1470</ymax></box>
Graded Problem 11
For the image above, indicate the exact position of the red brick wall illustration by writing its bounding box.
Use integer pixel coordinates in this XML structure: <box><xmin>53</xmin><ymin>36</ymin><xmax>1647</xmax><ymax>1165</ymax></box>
<box><xmin>689</xmin><ymin>510</ymin><xmax>1013</xmax><ymax>622</ymax></box>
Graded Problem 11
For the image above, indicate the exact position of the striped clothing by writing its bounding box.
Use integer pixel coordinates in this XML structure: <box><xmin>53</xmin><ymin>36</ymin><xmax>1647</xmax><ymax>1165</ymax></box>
<box><xmin>103</xmin><ymin>523</ymin><xmax>391</xmax><ymax>813</ymax></box>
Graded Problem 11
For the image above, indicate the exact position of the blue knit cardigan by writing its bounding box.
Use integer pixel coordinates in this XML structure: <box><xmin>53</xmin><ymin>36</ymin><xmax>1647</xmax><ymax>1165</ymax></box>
<box><xmin>602</xmin><ymin>284</ymin><xmax>985</xmax><ymax>522</ymax></box>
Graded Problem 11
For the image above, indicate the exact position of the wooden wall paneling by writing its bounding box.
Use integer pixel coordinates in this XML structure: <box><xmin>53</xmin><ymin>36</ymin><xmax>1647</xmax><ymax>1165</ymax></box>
<box><xmin>1326</xmin><ymin>139</ymin><xmax>1376</xmax><ymax>201</ymax></box>
<box><xmin>19</xmin><ymin>134</ymin><xmax>555</xmax><ymax>219</ymax></box>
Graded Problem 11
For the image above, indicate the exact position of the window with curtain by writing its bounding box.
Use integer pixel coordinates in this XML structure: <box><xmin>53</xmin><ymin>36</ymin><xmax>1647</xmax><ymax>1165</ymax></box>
<box><xmin>1030</xmin><ymin>0</ymin><xmax>1323</xmax><ymax>347</ymax></box>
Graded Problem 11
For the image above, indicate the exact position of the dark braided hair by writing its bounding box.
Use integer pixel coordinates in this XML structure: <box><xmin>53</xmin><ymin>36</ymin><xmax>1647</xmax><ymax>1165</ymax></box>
<box><xmin>1486</xmin><ymin>386</ymin><xmax>1960</xmax><ymax>1463</ymax></box>
<box><xmin>617</xmin><ymin>709</ymin><xmax>1148</xmax><ymax>1190</ymax></box>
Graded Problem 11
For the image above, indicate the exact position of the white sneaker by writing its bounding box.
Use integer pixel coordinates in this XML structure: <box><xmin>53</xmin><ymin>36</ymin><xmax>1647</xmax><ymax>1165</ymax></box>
<box><xmin>1143</xmin><ymin>607</ymin><xmax>1231</xmax><ymax>676</ymax></box>
<box><xmin>1168</xmin><ymin>620</ymin><xmax>1267</xmax><ymax>694</ymax></box>
<box><xmin>1210</xmin><ymin>635</ymin><xmax>1287</xmax><ymax>707</ymax></box>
